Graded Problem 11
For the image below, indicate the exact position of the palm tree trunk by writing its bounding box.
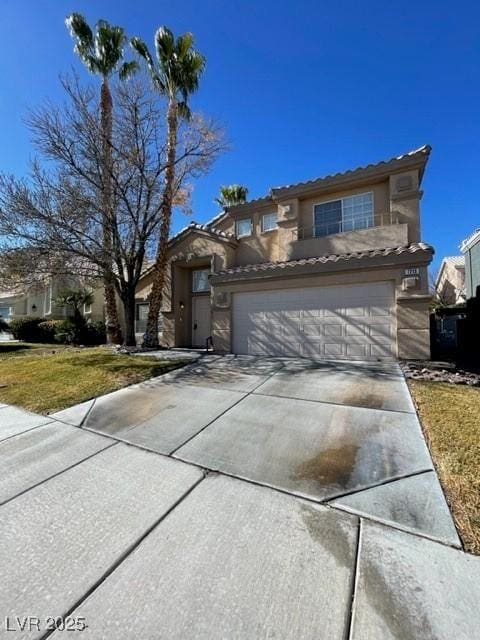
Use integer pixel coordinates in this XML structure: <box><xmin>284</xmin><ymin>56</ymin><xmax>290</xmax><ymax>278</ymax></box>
<box><xmin>100</xmin><ymin>78</ymin><xmax>123</xmax><ymax>344</ymax></box>
<box><xmin>143</xmin><ymin>99</ymin><xmax>178</xmax><ymax>348</ymax></box>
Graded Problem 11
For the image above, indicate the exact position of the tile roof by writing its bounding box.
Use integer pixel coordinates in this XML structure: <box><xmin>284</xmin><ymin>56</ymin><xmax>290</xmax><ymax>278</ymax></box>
<box><xmin>443</xmin><ymin>256</ymin><xmax>465</xmax><ymax>267</ymax></box>
<box><xmin>212</xmin><ymin>242</ymin><xmax>433</xmax><ymax>277</ymax></box>
<box><xmin>170</xmin><ymin>221</ymin><xmax>236</xmax><ymax>243</ymax></box>
<box><xmin>223</xmin><ymin>145</ymin><xmax>431</xmax><ymax>211</ymax></box>
<box><xmin>271</xmin><ymin>145</ymin><xmax>431</xmax><ymax>194</ymax></box>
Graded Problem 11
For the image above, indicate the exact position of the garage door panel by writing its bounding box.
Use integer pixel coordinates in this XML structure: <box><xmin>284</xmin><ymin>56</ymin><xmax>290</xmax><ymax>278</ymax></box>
<box><xmin>233</xmin><ymin>283</ymin><xmax>395</xmax><ymax>361</ymax></box>
<box><xmin>369</xmin><ymin>323</ymin><xmax>391</xmax><ymax>337</ymax></box>
<box><xmin>345</xmin><ymin>324</ymin><xmax>366</xmax><ymax>336</ymax></box>
<box><xmin>346</xmin><ymin>306</ymin><xmax>366</xmax><ymax>317</ymax></box>
<box><xmin>324</xmin><ymin>324</ymin><xmax>343</xmax><ymax>336</ymax></box>
<box><xmin>324</xmin><ymin>307</ymin><xmax>345</xmax><ymax>317</ymax></box>
<box><xmin>370</xmin><ymin>343</ymin><xmax>393</xmax><ymax>357</ymax></box>
<box><xmin>323</xmin><ymin>343</ymin><xmax>344</xmax><ymax>357</ymax></box>
<box><xmin>346</xmin><ymin>344</ymin><xmax>368</xmax><ymax>358</ymax></box>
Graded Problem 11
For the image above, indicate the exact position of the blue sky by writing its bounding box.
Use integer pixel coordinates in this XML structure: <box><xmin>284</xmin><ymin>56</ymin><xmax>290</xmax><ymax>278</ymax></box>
<box><xmin>1</xmin><ymin>0</ymin><xmax>479</xmax><ymax>271</ymax></box>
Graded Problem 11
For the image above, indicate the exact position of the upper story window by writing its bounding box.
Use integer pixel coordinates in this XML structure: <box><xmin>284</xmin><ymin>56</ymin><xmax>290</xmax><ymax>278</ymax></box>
<box><xmin>236</xmin><ymin>218</ymin><xmax>252</xmax><ymax>238</ymax></box>
<box><xmin>84</xmin><ymin>301</ymin><xmax>92</xmax><ymax>314</ymax></box>
<box><xmin>262</xmin><ymin>212</ymin><xmax>278</xmax><ymax>233</ymax></box>
<box><xmin>192</xmin><ymin>268</ymin><xmax>210</xmax><ymax>293</ymax></box>
<box><xmin>314</xmin><ymin>192</ymin><xmax>374</xmax><ymax>237</ymax></box>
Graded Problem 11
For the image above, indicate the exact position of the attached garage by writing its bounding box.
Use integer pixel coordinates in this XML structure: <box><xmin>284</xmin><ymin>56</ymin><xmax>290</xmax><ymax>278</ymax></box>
<box><xmin>232</xmin><ymin>282</ymin><xmax>395</xmax><ymax>360</ymax></box>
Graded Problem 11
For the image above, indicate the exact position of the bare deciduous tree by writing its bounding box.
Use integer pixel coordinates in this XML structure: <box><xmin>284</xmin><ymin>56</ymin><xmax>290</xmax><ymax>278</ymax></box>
<box><xmin>0</xmin><ymin>75</ymin><xmax>225</xmax><ymax>345</ymax></box>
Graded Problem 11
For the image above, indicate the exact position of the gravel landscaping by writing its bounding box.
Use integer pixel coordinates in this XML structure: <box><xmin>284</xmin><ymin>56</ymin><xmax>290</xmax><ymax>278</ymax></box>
<box><xmin>401</xmin><ymin>361</ymin><xmax>480</xmax><ymax>386</ymax></box>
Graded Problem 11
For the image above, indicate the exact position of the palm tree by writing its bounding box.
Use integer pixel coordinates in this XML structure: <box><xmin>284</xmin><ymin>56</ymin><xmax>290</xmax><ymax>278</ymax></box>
<box><xmin>66</xmin><ymin>13</ymin><xmax>138</xmax><ymax>345</ymax></box>
<box><xmin>131</xmin><ymin>27</ymin><xmax>206</xmax><ymax>348</ymax></box>
<box><xmin>56</xmin><ymin>288</ymin><xmax>94</xmax><ymax>327</ymax></box>
<box><xmin>214</xmin><ymin>184</ymin><xmax>249</xmax><ymax>208</ymax></box>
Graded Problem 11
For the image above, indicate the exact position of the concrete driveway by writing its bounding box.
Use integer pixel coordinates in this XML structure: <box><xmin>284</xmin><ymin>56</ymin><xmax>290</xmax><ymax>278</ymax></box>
<box><xmin>1</xmin><ymin>355</ymin><xmax>479</xmax><ymax>639</ymax></box>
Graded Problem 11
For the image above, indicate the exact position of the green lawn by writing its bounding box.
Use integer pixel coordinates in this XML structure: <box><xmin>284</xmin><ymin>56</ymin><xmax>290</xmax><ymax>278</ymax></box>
<box><xmin>409</xmin><ymin>380</ymin><xmax>480</xmax><ymax>555</ymax></box>
<box><xmin>0</xmin><ymin>344</ymin><xmax>186</xmax><ymax>414</ymax></box>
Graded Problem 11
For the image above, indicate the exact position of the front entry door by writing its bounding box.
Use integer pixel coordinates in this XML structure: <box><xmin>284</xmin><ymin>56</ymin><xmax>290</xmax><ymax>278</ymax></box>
<box><xmin>192</xmin><ymin>296</ymin><xmax>211</xmax><ymax>347</ymax></box>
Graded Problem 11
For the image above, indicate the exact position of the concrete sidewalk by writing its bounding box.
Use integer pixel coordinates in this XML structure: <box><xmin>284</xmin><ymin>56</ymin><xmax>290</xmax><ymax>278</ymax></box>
<box><xmin>0</xmin><ymin>356</ymin><xmax>479</xmax><ymax>639</ymax></box>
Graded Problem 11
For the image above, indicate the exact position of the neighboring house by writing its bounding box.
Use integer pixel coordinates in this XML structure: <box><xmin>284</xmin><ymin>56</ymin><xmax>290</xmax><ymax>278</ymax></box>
<box><xmin>135</xmin><ymin>145</ymin><xmax>434</xmax><ymax>360</ymax></box>
<box><xmin>0</xmin><ymin>278</ymin><xmax>104</xmax><ymax>325</ymax></box>
<box><xmin>435</xmin><ymin>256</ymin><xmax>466</xmax><ymax>305</ymax></box>
<box><xmin>460</xmin><ymin>229</ymin><xmax>480</xmax><ymax>300</ymax></box>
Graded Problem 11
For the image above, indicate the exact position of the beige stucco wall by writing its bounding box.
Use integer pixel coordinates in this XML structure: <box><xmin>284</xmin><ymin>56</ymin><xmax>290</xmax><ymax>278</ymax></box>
<box><xmin>396</xmin><ymin>297</ymin><xmax>431</xmax><ymax>359</ymax></box>
<box><xmin>215</xmin><ymin>168</ymin><xmax>424</xmax><ymax>266</ymax></box>
<box><xmin>288</xmin><ymin>224</ymin><xmax>409</xmax><ymax>260</ymax></box>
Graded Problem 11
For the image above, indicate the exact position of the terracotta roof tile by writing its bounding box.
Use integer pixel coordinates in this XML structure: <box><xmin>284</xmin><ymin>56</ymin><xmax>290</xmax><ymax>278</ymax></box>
<box><xmin>170</xmin><ymin>221</ymin><xmax>236</xmax><ymax>243</ymax></box>
<box><xmin>212</xmin><ymin>242</ymin><xmax>434</xmax><ymax>277</ymax></box>
<box><xmin>271</xmin><ymin>145</ymin><xmax>431</xmax><ymax>194</ymax></box>
<box><xmin>223</xmin><ymin>145</ymin><xmax>431</xmax><ymax>211</ymax></box>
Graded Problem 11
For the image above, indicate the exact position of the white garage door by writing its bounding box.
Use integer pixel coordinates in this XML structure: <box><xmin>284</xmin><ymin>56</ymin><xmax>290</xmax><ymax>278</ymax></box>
<box><xmin>232</xmin><ymin>282</ymin><xmax>395</xmax><ymax>360</ymax></box>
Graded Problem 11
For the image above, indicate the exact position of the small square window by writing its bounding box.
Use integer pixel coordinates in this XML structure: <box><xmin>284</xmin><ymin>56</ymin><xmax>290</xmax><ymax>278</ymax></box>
<box><xmin>192</xmin><ymin>268</ymin><xmax>210</xmax><ymax>293</ymax></box>
<box><xmin>236</xmin><ymin>218</ymin><xmax>252</xmax><ymax>238</ymax></box>
<box><xmin>262</xmin><ymin>212</ymin><xmax>278</xmax><ymax>232</ymax></box>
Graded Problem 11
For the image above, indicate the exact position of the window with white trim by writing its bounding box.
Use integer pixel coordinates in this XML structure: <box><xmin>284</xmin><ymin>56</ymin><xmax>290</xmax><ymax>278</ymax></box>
<box><xmin>262</xmin><ymin>212</ymin><xmax>278</xmax><ymax>232</ymax></box>
<box><xmin>314</xmin><ymin>192</ymin><xmax>374</xmax><ymax>237</ymax></box>
<box><xmin>84</xmin><ymin>301</ymin><xmax>92</xmax><ymax>314</ymax></box>
<box><xmin>236</xmin><ymin>218</ymin><xmax>252</xmax><ymax>238</ymax></box>
<box><xmin>192</xmin><ymin>268</ymin><xmax>210</xmax><ymax>293</ymax></box>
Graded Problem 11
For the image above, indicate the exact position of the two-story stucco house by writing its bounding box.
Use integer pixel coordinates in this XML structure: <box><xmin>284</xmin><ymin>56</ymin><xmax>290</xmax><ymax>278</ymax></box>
<box><xmin>136</xmin><ymin>145</ymin><xmax>434</xmax><ymax>360</ymax></box>
<box><xmin>0</xmin><ymin>278</ymin><xmax>104</xmax><ymax>325</ymax></box>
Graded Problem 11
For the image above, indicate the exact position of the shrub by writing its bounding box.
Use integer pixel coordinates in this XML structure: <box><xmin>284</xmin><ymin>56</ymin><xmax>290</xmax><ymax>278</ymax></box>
<box><xmin>84</xmin><ymin>320</ymin><xmax>106</xmax><ymax>345</ymax></box>
<box><xmin>9</xmin><ymin>316</ymin><xmax>45</xmax><ymax>342</ymax></box>
<box><xmin>37</xmin><ymin>320</ymin><xmax>63</xmax><ymax>343</ymax></box>
<box><xmin>53</xmin><ymin>319</ymin><xmax>76</xmax><ymax>344</ymax></box>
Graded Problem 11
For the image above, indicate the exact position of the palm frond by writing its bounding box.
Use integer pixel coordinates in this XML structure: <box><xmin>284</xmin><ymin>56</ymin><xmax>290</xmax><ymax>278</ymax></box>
<box><xmin>130</xmin><ymin>37</ymin><xmax>163</xmax><ymax>88</ymax></box>
<box><xmin>177</xmin><ymin>101</ymin><xmax>191</xmax><ymax>120</ymax></box>
<box><xmin>134</xmin><ymin>26</ymin><xmax>205</xmax><ymax>105</ymax></box>
<box><xmin>118</xmin><ymin>60</ymin><xmax>139</xmax><ymax>81</ymax></box>
<box><xmin>215</xmin><ymin>184</ymin><xmax>249</xmax><ymax>207</ymax></box>
<box><xmin>155</xmin><ymin>26</ymin><xmax>175</xmax><ymax>64</ymax></box>
<box><xmin>67</xmin><ymin>14</ymin><xmax>136</xmax><ymax>81</ymax></box>
<box><xmin>66</xmin><ymin>13</ymin><xmax>94</xmax><ymax>63</ymax></box>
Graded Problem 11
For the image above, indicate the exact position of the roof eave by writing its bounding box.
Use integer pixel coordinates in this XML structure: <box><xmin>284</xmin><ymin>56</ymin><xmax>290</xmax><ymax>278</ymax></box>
<box><xmin>271</xmin><ymin>148</ymin><xmax>431</xmax><ymax>199</ymax></box>
<box><xmin>211</xmin><ymin>245</ymin><xmax>434</xmax><ymax>285</ymax></box>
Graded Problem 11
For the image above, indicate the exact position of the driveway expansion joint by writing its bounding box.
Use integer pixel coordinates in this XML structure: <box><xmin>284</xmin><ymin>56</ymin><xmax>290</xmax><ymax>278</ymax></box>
<box><xmin>322</xmin><ymin>468</ymin><xmax>434</xmax><ymax>504</ymax></box>
<box><xmin>167</xmin><ymin>362</ymin><xmax>286</xmax><ymax>456</ymax></box>
<box><xmin>252</xmin><ymin>391</ymin><xmax>416</xmax><ymax>415</ymax></box>
<box><xmin>0</xmin><ymin>420</ymin><xmax>56</xmax><ymax>445</ymax></box>
<box><xmin>346</xmin><ymin>518</ymin><xmax>362</xmax><ymax>640</ymax></box>
<box><xmin>329</xmin><ymin>503</ymin><xmax>463</xmax><ymax>551</ymax></box>
<box><xmin>37</xmin><ymin>472</ymin><xmax>207</xmax><ymax>640</ymax></box>
<box><xmin>0</xmin><ymin>441</ymin><xmax>119</xmax><ymax>508</ymax></box>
